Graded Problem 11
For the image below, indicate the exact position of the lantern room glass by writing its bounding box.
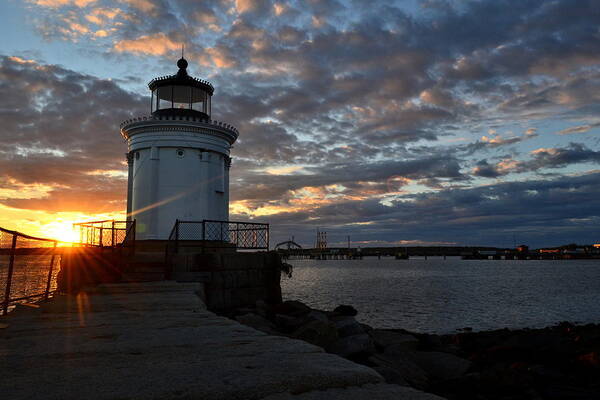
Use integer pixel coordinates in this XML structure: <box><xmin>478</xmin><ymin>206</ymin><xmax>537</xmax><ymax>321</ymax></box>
<box><xmin>151</xmin><ymin>86</ymin><xmax>210</xmax><ymax>116</ymax></box>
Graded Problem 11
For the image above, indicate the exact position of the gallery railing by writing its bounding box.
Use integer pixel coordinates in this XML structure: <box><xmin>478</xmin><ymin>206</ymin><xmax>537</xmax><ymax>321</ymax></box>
<box><xmin>0</xmin><ymin>227</ymin><xmax>63</xmax><ymax>315</ymax></box>
<box><xmin>167</xmin><ymin>219</ymin><xmax>270</xmax><ymax>254</ymax></box>
<box><xmin>73</xmin><ymin>220</ymin><xmax>135</xmax><ymax>248</ymax></box>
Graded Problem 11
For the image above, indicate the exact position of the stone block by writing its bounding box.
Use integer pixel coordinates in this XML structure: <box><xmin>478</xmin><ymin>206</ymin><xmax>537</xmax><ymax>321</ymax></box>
<box><xmin>173</xmin><ymin>271</ymin><xmax>211</xmax><ymax>282</ymax></box>
<box><xmin>193</xmin><ymin>253</ymin><xmax>222</xmax><ymax>271</ymax></box>
<box><xmin>236</xmin><ymin>269</ymin><xmax>249</xmax><ymax>287</ymax></box>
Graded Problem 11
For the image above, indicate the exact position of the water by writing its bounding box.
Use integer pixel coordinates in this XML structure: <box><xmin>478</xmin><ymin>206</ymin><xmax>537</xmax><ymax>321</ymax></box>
<box><xmin>0</xmin><ymin>255</ymin><xmax>60</xmax><ymax>311</ymax></box>
<box><xmin>281</xmin><ymin>258</ymin><xmax>600</xmax><ymax>333</ymax></box>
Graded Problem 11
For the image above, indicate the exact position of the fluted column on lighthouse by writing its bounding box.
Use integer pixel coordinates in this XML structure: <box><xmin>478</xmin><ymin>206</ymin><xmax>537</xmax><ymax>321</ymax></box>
<box><xmin>126</xmin><ymin>151</ymin><xmax>134</xmax><ymax>221</ymax></box>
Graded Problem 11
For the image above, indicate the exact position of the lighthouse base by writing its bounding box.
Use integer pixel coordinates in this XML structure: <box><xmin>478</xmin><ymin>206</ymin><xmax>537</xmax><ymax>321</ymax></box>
<box><xmin>169</xmin><ymin>251</ymin><xmax>283</xmax><ymax>312</ymax></box>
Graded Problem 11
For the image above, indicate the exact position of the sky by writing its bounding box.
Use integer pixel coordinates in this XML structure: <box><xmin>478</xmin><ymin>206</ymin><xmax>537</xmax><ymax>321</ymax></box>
<box><xmin>0</xmin><ymin>0</ymin><xmax>599</xmax><ymax>248</ymax></box>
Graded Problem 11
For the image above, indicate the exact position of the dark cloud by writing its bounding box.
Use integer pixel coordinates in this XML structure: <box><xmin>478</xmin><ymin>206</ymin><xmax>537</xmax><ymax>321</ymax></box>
<box><xmin>471</xmin><ymin>159</ymin><xmax>504</xmax><ymax>178</ymax></box>
<box><xmin>257</xmin><ymin>172</ymin><xmax>600</xmax><ymax>248</ymax></box>
<box><xmin>526</xmin><ymin>143</ymin><xmax>600</xmax><ymax>170</ymax></box>
<box><xmin>0</xmin><ymin>55</ymin><xmax>143</xmax><ymax>212</ymax></box>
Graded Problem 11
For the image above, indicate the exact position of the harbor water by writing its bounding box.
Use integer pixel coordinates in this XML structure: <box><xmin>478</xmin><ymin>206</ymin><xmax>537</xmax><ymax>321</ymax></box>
<box><xmin>281</xmin><ymin>258</ymin><xmax>600</xmax><ymax>333</ymax></box>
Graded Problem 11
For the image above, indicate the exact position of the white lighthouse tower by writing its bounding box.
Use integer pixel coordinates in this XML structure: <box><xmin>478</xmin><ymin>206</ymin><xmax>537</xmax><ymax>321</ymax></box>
<box><xmin>120</xmin><ymin>57</ymin><xmax>238</xmax><ymax>240</ymax></box>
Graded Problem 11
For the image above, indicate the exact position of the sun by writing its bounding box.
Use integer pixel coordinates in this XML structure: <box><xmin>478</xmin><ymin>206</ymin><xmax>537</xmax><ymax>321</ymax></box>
<box><xmin>40</xmin><ymin>220</ymin><xmax>79</xmax><ymax>243</ymax></box>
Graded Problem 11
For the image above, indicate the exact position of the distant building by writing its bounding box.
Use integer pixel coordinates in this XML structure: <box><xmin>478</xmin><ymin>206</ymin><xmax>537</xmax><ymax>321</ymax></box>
<box><xmin>539</xmin><ymin>249</ymin><xmax>560</xmax><ymax>254</ymax></box>
<box><xmin>516</xmin><ymin>244</ymin><xmax>529</xmax><ymax>253</ymax></box>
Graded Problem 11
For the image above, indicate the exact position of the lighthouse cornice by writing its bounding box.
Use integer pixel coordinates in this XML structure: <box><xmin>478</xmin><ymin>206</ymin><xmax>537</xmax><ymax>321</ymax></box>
<box><xmin>120</xmin><ymin>116</ymin><xmax>239</xmax><ymax>145</ymax></box>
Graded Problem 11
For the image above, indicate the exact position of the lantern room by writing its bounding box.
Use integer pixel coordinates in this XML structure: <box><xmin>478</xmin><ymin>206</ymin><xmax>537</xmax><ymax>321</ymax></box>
<box><xmin>148</xmin><ymin>57</ymin><xmax>214</xmax><ymax>118</ymax></box>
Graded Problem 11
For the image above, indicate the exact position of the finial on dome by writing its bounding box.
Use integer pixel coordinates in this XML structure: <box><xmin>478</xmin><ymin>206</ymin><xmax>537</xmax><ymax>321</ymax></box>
<box><xmin>177</xmin><ymin>44</ymin><xmax>188</xmax><ymax>70</ymax></box>
<box><xmin>177</xmin><ymin>57</ymin><xmax>188</xmax><ymax>70</ymax></box>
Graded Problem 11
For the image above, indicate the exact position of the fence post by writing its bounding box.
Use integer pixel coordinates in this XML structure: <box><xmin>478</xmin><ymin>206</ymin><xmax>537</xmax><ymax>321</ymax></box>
<box><xmin>44</xmin><ymin>242</ymin><xmax>58</xmax><ymax>301</ymax></box>
<box><xmin>175</xmin><ymin>219</ymin><xmax>179</xmax><ymax>254</ymax></box>
<box><xmin>201</xmin><ymin>220</ymin><xmax>206</xmax><ymax>254</ymax></box>
<box><xmin>2</xmin><ymin>233</ymin><xmax>17</xmax><ymax>315</ymax></box>
<box><xmin>99</xmin><ymin>227</ymin><xmax>103</xmax><ymax>248</ymax></box>
<box><xmin>111</xmin><ymin>220</ymin><xmax>115</xmax><ymax>247</ymax></box>
<box><xmin>132</xmin><ymin>220</ymin><xmax>136</xmax><ymax>256</ymax></box>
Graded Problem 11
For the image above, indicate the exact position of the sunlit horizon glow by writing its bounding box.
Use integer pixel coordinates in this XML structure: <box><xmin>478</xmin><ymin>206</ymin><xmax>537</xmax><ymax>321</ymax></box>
<box><xmin>1</xmin><ymin>0</ymin><xmax>600</xmax><ymax>248</ymax></box>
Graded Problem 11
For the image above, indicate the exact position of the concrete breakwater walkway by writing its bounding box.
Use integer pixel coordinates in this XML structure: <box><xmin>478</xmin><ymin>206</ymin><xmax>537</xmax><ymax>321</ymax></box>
<box><xmin>1</xmin><ymin>282</ymin><xmax>442</xmax><ymax>399</ymax></box>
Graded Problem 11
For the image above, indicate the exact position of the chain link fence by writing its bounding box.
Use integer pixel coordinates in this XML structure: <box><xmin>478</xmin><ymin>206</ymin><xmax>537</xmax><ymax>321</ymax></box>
<box><xmin>1</xmin><ymin>227</ymin><xmax>64</xmax><ymax>315</ymax></box>
<box><xmin>73</xmin><ymin>220</ymin><xmax>134</xmax><ymax>248</ymax></box>
<box><xmin>168</xmin><ymin>219</ymin><xmax>269</xmax><ymax>252</ymax></box>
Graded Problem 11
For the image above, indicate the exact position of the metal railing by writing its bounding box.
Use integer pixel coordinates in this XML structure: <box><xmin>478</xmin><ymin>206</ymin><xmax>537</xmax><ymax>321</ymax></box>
<box><xmin>73</xmin><ymin>220</ymin><xmax>135</xmax><ymax>248</ymax></box>
<box><xmin>1</xmin><ymin>227</ymin><xmax>64</xmax><ymax>315</ymax></box>
<box><xmin>168</xmin><ymin>219</ymin><xmax>269</xmax><ymax>253</ymax></box>
<box><xmin>118</xmin><ymin>220</ymin><xmax>136</xmax><ymax>257</ymax></box>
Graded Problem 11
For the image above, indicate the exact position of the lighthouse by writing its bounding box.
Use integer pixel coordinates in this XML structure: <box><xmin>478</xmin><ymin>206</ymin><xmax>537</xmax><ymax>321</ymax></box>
<box><xmin>120</xmin><ymin>57</ymin><xmax>238</xmax><ymax>240</ymax></box>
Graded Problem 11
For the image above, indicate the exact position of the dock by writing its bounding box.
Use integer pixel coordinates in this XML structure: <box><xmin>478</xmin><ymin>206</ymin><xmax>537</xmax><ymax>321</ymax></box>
<box><xmin>1</xmin><ymin>282</ymin><xmax>442</xmax><ymax>400</ymax></box>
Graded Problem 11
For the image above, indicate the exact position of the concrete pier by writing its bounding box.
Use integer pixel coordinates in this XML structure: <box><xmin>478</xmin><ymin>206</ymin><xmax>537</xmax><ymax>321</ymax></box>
<box><xmin>1</xmin><ymin>282</ymin><xmax>442</xmax><ymax>399</ymax></box>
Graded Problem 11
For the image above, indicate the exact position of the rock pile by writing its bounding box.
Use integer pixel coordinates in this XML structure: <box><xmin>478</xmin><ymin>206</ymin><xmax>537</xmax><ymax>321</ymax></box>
<box><xmin>231</xmin><ymin>301</ymin><xmax>600</xmax><ymax>400</ymax></box>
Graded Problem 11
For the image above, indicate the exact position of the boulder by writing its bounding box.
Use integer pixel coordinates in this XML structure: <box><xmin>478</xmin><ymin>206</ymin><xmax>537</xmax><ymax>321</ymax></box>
<box><xmin>275</xmin><ymin>314</ymin><xmax>305</xmax><ymax>333</ymax></box>
<box><xmin>306</xmin><ymin>310</ymin><xmax>329</xmax><ymax>323</ymax></box>
<box><xmin>420</xmin><ymin>334</ymin><xmax>442</xmax><ymax>350</ymax></box>
<box><xmin>406</xmin><ymin>351</ymin><xmax>472</xmax><ymax>381</ymax></box>
<box><xmin>331</xmin><ymin>316</ymin><xmax>365</xmax><ymax>337</ymax></box>
<box><xmin>293</xmin><ymin>320</ymin><xmax>339</xmax><ymax>349</ymax></box>
<box><xmin>274</xmin><ymin>300</ymin><xmax>312</xmax><ymax>317</ymax></box>
<box><xmin>328</xmin><ymin>333</ymin><xmax>376</xmax><ymax>358</ymax></box>
<box><xmin>369</xmin><ymin>329</ymin><xmax>419</xmax><ymax>351</ymax></box>
<box><xmin>235</xmin><ymin>313</ymin><xmax>277</xmax><ymax>334</ymax></box>
<box><xmin>369</xmin><ymin>353</ymin><xmax>429</xmax><ymax>390</ymax></box>
<box><xmin>333</xmin><ymin>304</ymin><xmax>358</xmax><ymax>316</ymax></box>
<box><xmin>372</xmin><ymin>366</ymin><xmax>410</xmax><ymax>387</ymax></box>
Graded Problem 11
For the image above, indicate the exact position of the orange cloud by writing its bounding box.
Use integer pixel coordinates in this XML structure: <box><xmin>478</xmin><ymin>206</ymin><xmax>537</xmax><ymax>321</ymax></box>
<box><xmin>206</xmin><ymin>47</ymin><xmax>236</xmax><ymax>68</ymax></box>
<box><xmin>34</xmin><ymin>0</ymin><xmax>96</xmax><ymax>7</ymax></box>
<box><xmin>8</xmin><ymin>56</ymin><xmax>36</xmax><ymax>65</ymax></box>
<box><xmin>312</xmin><ymin>15</ymin><xmax>326</xmax><ymax>28</ymax></box>
<box><xmin>113</xmin><ymin>33</ymin><xmax>181</xmax><ymax>55</ymax></box>
<box><xmin>496</xmin><ymin>158</ymin><xmax>521</xmax><ymax>172</ymax></box>
<box><xmin>273</xmin><ymin>3</ymin><xmax>287</xmax><ymax>16</ymax></box>
<box><xmin>235</xmin><ymin>0</ymin><xmax>256</xmax><ymax>13</ymax></box>
<box><xmin>119</xmin><ymin>0</ymin><xmax>156</xmax><ymax>13</ymax></box>
<box><xmin>85</xmin><ymin>8</ymin><xmax>121</xmax><ymax>25</ymax></box>
<box><xmin>531</xmin><ymin>147</ymin><xmax>558</xmax><ymax>156</ymax></box>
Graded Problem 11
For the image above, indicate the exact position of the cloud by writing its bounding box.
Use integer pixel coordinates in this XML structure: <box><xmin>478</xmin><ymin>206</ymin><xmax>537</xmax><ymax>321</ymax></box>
<box><xmin>113</xmin><ymin>33</ymin><xmax>181</xmax><ymax>55</ymax></box>
<box><xmin>258</xmin><ymin>171</ymin><xmax>600</xmax><ymax>248</ymax></box>
<box><xmin>527</xmin><ymin>143</ymin><xmax>600</xmax><ymax>170</ymax></box>
<box><xmin>0</xmin><ymin>55</ymin><xmax>144</xmax><ymax>214</ymax></box>
<box><xmin>33</xmin><ymin>0</ymin><xmax>97</xmax><ymax>7</ymax></box>
<box><xmin>118</xmin><ymin>0</ymin><xmax>156</xmax><ymax>13</ymax></box>
<box><xmin>462</xmin><ymin>130</ymin><xmax>538</xmax><ymax>154</ymax></box>
<box><xmin>471</xmin><ymin>158</ymin><xmax>524</xmax><ymax>178</ymax></box>
<box><xmin>557</xmin><ymin>122</ymin><xmax>600</xmax><ymax>135</ymax></box>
